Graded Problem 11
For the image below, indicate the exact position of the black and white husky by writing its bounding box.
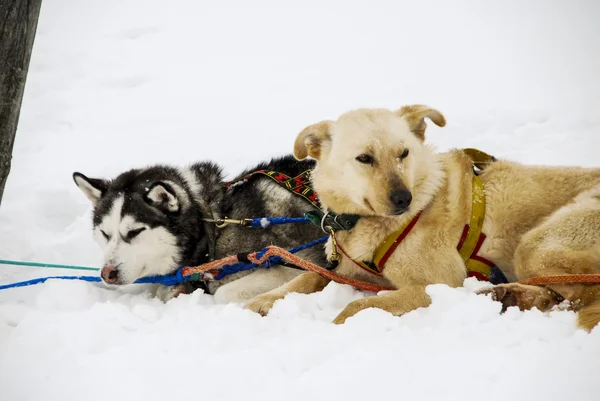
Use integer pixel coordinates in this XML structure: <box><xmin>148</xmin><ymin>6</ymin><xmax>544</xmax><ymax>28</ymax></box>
<box><xmin>73</xmin><ymin>155</ymin><xmax>326</xmax><ymax>302</ymax></box>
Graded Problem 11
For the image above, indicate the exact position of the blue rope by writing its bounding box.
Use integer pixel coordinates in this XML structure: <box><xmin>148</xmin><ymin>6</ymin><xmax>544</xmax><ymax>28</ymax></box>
<box><xmin>0</xmin><ymin>269</ymin><xmax>187</xmax><ymax>291</ymax></box>
<box><xmin>0</xmin><ymin>236</ymin><xmax>329</xmax><ymax>291</ymax></box>
<box><xmin>249</xmin><ymin>216</ymin><xmax>309</xmax><ymax>228</ymax></box>
<box><xmin>134</xmin><ymin>266</ymin><xmax>186</xmax><ymax>286</ymax></box>
<box><xmin>0</xmin><ymin>275</ymin><xmax>102</xmax><ymax>290</ymax></box>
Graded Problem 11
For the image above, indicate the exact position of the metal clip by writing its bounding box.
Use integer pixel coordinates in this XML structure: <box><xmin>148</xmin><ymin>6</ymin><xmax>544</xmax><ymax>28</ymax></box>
<box><xmin>214</xmin><ymin>218</ymin><xmax>253</xmax><ymax>228</ymax></box>
<box><xmin>323</xmin><ymin>226</ymin><xmax>340</xmax><ymax>262</ymax></box>
<box><xmin>202</xmin><ymin>217</ymin><xmax>253</xmax><ymax>228</ymax></box>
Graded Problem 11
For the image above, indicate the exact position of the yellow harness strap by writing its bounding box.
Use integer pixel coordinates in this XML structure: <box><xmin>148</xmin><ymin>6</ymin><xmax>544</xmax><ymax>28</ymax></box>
<box><xmin>457</xmin><ymin>175</ymin><xmax>493</xmax><ymax>279</ymax></box>
<box><xmin>337</xmin><ymin>148</ymin><xmax>495</xmax><ymax>279</ymax></box>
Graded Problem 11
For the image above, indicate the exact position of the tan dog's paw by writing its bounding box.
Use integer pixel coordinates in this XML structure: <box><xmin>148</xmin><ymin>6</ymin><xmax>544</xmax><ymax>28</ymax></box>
<box><xmin>478</xmin><ymin>283</ymin><xmax>564</xmax><ymax>312</ymax></box>
<box><xmin>243</xmin><ymin>293</ymin><xmax>284</xmax><ymax>316</ymax></box>
<box><xmin>332</xmin><ymin>299</ymin><xmax>376</xmax><ymax>324</ymax></box>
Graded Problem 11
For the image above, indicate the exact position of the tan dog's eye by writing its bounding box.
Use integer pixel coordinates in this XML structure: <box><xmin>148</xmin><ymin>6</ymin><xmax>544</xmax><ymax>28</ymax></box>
<box><xmin>400</xmin><ymin>149</ymin><xmax>409</xmax><ymax>159</ymax></box>
<box><xmin>355</xmin><ymin>154</ymin><xmax>374</xmax><ymax>164</ymax></box>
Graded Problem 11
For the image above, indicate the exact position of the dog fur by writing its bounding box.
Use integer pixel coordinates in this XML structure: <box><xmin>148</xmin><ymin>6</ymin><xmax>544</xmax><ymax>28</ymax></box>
<box><xmin>73</xmin><ymin>155</ymin><xmax>326</xmax><ymax>303</ymax></box>
<box><xmin>244</xmin><ymin>105</ymin><xmax>600</xmax><ymax>331</ymax></box>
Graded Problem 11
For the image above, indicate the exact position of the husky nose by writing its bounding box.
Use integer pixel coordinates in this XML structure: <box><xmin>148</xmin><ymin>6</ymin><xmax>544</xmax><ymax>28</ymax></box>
<box><xmin>101</xmin><ymin>265</ymin><xmax>119</xmax><ymax>284</ymax></box>
<box><xmin>390</xmin><ymin>190</ymin><xmax>412</xmax><ymax>209</ymax></box>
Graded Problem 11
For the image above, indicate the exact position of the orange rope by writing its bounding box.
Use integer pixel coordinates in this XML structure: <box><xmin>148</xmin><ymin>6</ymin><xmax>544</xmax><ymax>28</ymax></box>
<box><xmin>518</xmin><ymin>274</ymin><xmax>600</xmax><ymax>286</ymax></box>
<box><xmin>182</xmin><ymin>254</ymin><xmax>239</xmax><ymax>276</ymax></box>
<box><xmin>182</xmin><ymin>247</ymin><xmax>600</xmax><ymax>293</ymax></box>
<box><xmin>247</xmin><ymin>246</ymin><xmax>394</xmax><ymax>293</ymax></box>
<box><xmin>182</xmin><ymin>245</ymin><xmax>394</xmax><ymax>293</ymax></box>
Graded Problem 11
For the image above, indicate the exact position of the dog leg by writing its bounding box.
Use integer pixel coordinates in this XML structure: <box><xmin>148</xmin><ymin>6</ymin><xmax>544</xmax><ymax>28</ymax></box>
<box><xmin>578</xmin><ymin>293</ymin><xmax>600</xmax><ymax>331</ymax></box>
<box><xmin>478</xmin><ymin>283</ymin><xmax>565</xmax><ymax>312</ymax></box>
<box><xmin>244</xmin><ymin>272</ymin><xmax>330</xmax><ymax>316</ymax></box>
<box><xmin>213</xmin><ymin>267</ymin><xmax>302</xmax><ymax>304</ymax></box>
<box><xmin>478</xmin><ymin>244</ymin><xmax>600</xmax><ymax>313</ymax></box>
<box><xmin>479</xmin><ymin>189</ymin><xmax>600</xmax><ymax>329</ymax></box>
<box><xmin>478</xmin><ymin>247</ymin><xmax>600</xmax><ymax>316</ymax></box>
<box><xmin>333</xmin><ymin>285</ymin><xmax>430</xmax><ymax>324</ymax></box>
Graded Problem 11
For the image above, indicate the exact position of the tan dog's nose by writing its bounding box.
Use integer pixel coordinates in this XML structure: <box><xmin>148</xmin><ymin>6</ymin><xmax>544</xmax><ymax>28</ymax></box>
<box><xmin>101</xmin><ymin>264</ymin><xmax>119</xmax><ymax>284</ymax></box>
<box><xmin>390</xmin><ymin>190</ymin><xmax>412</xmax><ymax>212</ymax></box>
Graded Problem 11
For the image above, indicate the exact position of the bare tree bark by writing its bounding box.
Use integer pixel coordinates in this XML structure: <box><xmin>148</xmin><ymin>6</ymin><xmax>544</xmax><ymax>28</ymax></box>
<box><xmin>0</xmin><ymin>0</ymin><xmax>43</xmax><ymax>207</ymax></box>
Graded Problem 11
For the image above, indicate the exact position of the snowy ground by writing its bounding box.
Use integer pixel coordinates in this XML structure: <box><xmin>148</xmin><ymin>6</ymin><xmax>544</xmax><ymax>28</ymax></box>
<box><xmin>2</xmin><ymin>1</ymin><xmax>600</xmax><ymax>400</ymax></box>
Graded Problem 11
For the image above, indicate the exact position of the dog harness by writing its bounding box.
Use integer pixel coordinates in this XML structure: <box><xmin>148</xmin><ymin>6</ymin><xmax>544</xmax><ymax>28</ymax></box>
<box><xmin>311</xmin><ymin>151</ymin><xmax>496</xmax><ymax>281</ymax></box>
<box><xmin>456</xmin><ymin>175</ymin><xmax>495</xmax><ymax>281</ymax></box>
<box><xmin>221</xmin><ymin>148</ymin><xmax>497</xmax><ymax>281</ymax></box>
<box><xmin>226</xmin><ymin>169</ymin><xmax>320</xmax><ymax>209</ymax></box>
<box><xmin>335</xmin><ymin>212</ymin><xmax>423</xmax><ymax>275</ymax></box>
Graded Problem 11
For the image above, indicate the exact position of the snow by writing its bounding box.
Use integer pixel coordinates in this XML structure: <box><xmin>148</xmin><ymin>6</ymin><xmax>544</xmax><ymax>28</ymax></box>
<box><xmin>1</xmin><ymin>1</ymin><xmax>600</xmax><ymax>400</ymax></box>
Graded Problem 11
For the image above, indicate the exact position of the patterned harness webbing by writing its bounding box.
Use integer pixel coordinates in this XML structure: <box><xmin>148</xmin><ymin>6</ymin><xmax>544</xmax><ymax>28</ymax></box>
<box><xmin>225</xmin><ymin>169</ymin><xmax>321</xmax><ymax>209</ymax></box>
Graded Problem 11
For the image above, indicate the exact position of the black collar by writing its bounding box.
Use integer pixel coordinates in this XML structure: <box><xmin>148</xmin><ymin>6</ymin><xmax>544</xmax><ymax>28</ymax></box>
<box><xmin>304</xmin><ymin>210</ymin><xmax>360</xmax><ymax>232</ymax></box>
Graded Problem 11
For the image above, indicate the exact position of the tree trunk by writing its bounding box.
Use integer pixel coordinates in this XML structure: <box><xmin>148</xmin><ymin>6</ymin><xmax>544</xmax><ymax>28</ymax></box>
<box><xmin>0</xmin><ymin>0</ymin><xmax>43</xmax><ymax>207</ymax></box>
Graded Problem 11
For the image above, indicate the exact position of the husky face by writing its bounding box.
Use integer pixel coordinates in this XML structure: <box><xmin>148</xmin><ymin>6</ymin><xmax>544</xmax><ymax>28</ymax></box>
<box><xmin>73</xmin><ymin>167</ymin><xmax>209</xmax><ymax>285</ymax></box>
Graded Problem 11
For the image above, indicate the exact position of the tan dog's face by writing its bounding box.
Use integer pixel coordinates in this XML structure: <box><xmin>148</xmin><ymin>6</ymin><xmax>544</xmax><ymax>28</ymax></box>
<box><xmin>295</xmin><ymin>106</ymin><xmax>445</xmax><ymax>216</ymax></box>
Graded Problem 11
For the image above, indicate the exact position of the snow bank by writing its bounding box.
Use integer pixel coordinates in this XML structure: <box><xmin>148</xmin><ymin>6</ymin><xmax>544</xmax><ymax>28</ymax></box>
<box><xmin>1</xmin><ymin>278</ymin><xmax>599</xmax><ymax>401</ymax></box>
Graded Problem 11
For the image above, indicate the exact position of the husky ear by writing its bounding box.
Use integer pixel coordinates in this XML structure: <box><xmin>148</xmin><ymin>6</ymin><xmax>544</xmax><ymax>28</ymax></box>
<box><xmin>397</xmin><ymin>105</ymin><xmax>446</xmax><ymax>141</ymax></box>
<box><xmin>145</xmin><ymin>182</ymin><xmax>182</xmax><ymax>213</ymax></box>
<box><xmin>294</xmin><ymin>121</ymin><xmax>332</xmax><ymax>160</ymax></box>
<box><xmin>73</xmin><ymin>172</ymin><xmax>109</xmax><ymax>206</ymax></box>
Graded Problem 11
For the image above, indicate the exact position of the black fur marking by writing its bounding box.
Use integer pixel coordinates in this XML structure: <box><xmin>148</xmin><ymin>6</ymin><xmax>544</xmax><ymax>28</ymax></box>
<box><xmin>73</xmin><ymin>172</ymin><xmax>109</xmax><ymax>196</ymax></box>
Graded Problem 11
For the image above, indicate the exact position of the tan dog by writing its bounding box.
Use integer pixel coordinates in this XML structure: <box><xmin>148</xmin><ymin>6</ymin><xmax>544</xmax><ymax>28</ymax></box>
<box><xmin>244</xmin><ymin>105</ymin><xmax>600</xmax><ymax>331</ymax></box>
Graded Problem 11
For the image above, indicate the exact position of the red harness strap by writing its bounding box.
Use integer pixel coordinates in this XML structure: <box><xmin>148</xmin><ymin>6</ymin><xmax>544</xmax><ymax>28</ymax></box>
<box><xmin>336</xmin><ymin>212</ymin><xmax>422</xmax><ymax>276</ymax></box>
<box><xmin>337</xmin><ymin>214</ymin><xmax>496</xmax><ymax>282</ymax></box>
<box><xmin>377</xmin><ymin>212</ymin><xmax>422</xmax><ymax>268</ymax></box>
<box><xmin>456</xmin><ymin>224</ymin><xmax>495</xmax><ymax>281</ymax></box>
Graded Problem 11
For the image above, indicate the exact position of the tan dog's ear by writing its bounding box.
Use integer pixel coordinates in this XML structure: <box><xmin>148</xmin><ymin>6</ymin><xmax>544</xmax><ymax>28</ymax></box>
<box><xmin>397</xmin><ymin>105</ymin><xmax>446</xmax><ymax>140</ymax></box>
<box><xmin>293</xmin><ymin>121</ymin><xmax>332</xmax><ymax>160</ymax></box>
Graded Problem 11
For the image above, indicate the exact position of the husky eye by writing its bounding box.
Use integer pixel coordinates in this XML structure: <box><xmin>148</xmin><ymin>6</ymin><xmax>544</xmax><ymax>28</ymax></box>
<box><xmin>100</xmin><ymin>230</ymin><xmax>110</xmax><ymax>240</ymax></box>
<box><xmin>355</xmin><ymin>154</ymin><xmax>374</xmax><ymax>165</ymax></box>
<box><xmin>400</xmin><ymin>149</ymin><xmax>409</xmax><ymax>159</ymax></box>
<box><xmin>126</xmin><ymin>227</ymin><xmax>146</xmax><ymax>240</ymax></box>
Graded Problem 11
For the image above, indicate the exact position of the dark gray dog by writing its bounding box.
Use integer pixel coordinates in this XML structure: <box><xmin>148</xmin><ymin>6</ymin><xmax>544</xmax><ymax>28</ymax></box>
<box><xmin>73</xmin><ymin>155</ymin><xmax>326</xmax><ymax>302</ymax></box>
